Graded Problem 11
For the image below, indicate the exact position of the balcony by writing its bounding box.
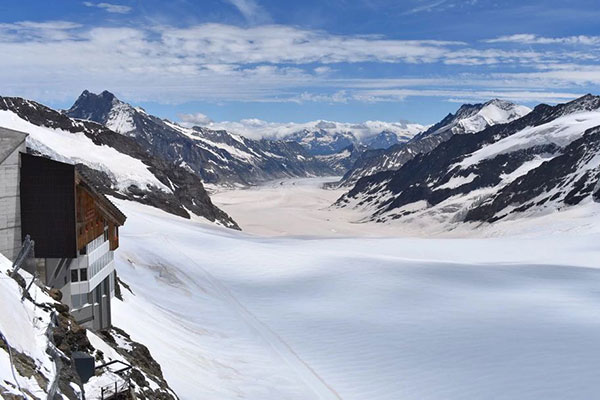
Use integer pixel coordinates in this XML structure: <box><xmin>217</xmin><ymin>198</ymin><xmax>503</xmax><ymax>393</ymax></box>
<box><xmin>71</xmin><ymin>233</ymin><xmax>115</xmax><ymax>296</ymax></box>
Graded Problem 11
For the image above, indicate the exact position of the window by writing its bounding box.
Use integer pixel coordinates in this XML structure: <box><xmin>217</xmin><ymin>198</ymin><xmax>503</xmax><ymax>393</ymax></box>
<box><xmin>80</xmin><ymin>268</ymin><xmax>88</xmax><ymax>281</ymax></box>
<box><xmin>71</xmin><ymin>269</ymin><xmax>79</xmax><ymax>283</ymax></box>
<box><xmin>71</xmin><ymin>294</ymin><xmax>82</xmax><ymax>309</ymax></box>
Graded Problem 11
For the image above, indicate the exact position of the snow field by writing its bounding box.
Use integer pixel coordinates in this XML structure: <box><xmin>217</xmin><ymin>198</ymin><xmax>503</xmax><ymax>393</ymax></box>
<box><xmin>112</xmin><ymin>198</ymin><xmax>600</xmax><ymax>400</ymax></box>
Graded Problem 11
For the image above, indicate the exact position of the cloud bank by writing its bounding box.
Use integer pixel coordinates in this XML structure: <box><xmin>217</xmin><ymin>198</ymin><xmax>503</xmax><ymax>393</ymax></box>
<box><xmin>0</xmin><ymin>20</ymin><xmax>596</xmax><ymax>106</ymax></box>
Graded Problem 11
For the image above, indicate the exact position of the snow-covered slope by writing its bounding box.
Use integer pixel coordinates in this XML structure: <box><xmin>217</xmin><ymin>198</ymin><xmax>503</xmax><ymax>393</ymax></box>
<box><xmin>0</xmin><ymin>254</ymin><xmax>58</xmax><ymax>399</ymax></box>
<box><xmin>454</xmin><ymin>99</ymin><xmax>531</xmax><ymax>133</ymax></box>
<box><xmin>337</xmin><ymin>94</ymin><xmax>600</xmax><ymax>229</ymax></box>
<box><xmin>67</xmin><ymin>91</ymin><xmax>340</xmax><ymax>185</ymax></box>
<box><xmin>0</xmin><ymin>251</ymin><xmax>179</xmax><ymax>399</ymax></box>
<box><xmin>339</xmin><ymin>99</ymin><xmax>531</xmax><ymax>186</ymax></box>
<box><xmin>0</xmin><ymin>95</ymin><xmax>238</xmax><ymax>227</ymax></box>
<box><xmin>111</xmin><ymin>198</ymin><xmax>600</xmax><ymax>400</ymax></box>
<box><xmin>0</xmin><ymin>109</ymin><xmax>169</xmax><ymax>193</ymax></box>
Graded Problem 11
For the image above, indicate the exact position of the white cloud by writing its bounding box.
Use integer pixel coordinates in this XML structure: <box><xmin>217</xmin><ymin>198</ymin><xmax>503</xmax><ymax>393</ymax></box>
<box><xmin>485</xmin><ymin>34</ymin><xmax>600</xmax><ymax>46</ymax></box>
<box><xmin>0</xmin><ymin>20</ymin><xmax>596</xmax><ymax>106</ymax></box>
<box><xmin>494</xmin><ymin>65</ymin><xmax>600</xmax><ymax>86</ymax></box>
<box><xmin>178</xmin><ymin>112</ymin><xmax>214</xmax><ymax>126</ymax></box>
<box><xmin>0</xmin><ymin>21</ymin><xmax>82</xmax><ymax>41</ymax></box>
<box><xmin>352</xmin><ymin>88</ymin><xmax>583</xmax><ymax>104</ymax></box>
<box><xmin>223</xmin><ymin>0</ymin><xmax>271</xmax><ymax>24</ymax></box>
<box><xmin>158</xmin><ymin>24</ymin><xmax>463</xmax><ymax>65</ymax></box>
<box><xmin>403</xmin><ymin>0</ymin><xmax>448</xmax><ymax>15</ymax></box>
<box><xmin>83</xmin><ymin>2</ymin><xmax>132</xmax><ymax>14</ymax></box>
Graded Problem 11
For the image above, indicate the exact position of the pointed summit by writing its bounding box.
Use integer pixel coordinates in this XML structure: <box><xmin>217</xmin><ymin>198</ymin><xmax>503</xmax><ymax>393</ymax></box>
<box><xmin>66</xmin><ymin>90</ymin><xmax>137</xmax><ymax>134</ymax></box>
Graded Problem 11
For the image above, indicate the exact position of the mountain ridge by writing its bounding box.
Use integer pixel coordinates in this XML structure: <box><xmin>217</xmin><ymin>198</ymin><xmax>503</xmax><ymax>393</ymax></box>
<box><xmin>337</xmin><ymin>99</ymin><xmax>532</xmax><ymax>187</ymax></box>
<box><xmin>67</xmin><ymin>90</ymin><xmax>341</xmax><ymax>186</ymax></box>
<box><xmin>336</xmin><ymin>94</ymin><xmax>600</xmax><ymax>228</ymax></box>
<box><xmin>0</xmin><ymin>95</ymin><xmax>239</xmax><ymax>228</ymax></box>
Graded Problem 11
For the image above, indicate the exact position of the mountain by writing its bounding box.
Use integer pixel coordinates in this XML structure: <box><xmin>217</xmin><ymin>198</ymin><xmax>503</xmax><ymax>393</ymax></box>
<box><xmin>315</xmin><ymin>144</ymin><xmax>368</xmax><ymax>175</ymax></box>
<box><xmin>276</xmin><ymin>120</ymin><xmax>424</xmax><ymax>156</ymax></box>
<box><xmin>286</xmin><ymin>127</ymin><xmax>355</xmax><ymax>155</ymax></box>
<box><xmin>0</xmin><ymin>95</ymin><xmax>239</xmax><ymax>228</ymax></box>
<box><xmin>202</xmin><ymin>119</ymin><xmax>426</xmax><ymax>156</ymax></box>
<box><xmin>66</xmin><ymin>90</ymin><xmax>338</xmax><ymax>185</ymax></box>
<box><xmin>336</xmin><ymin>94</ymin><xmax>600</xmax><ymax>229</ymax></box>
<box><xmin>338</xmin><ymin>99</ymin><xmax>531</xmax><ymax>186</ymax></box>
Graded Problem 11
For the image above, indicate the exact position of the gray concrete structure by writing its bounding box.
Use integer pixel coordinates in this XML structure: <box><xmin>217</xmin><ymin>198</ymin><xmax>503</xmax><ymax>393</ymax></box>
<box><xmin>0</xmin><ymin>127</ymin><xmax>27</xmax><ymax>261</ymax></box>
<box><xmin>38</xmin><ymin>235</ymin><xmax>116</xmax><ymax>331</ymax></box>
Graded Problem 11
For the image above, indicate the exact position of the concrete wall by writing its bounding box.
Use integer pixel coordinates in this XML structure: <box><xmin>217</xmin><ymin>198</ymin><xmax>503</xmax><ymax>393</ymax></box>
<box><xmin>0</xmin><ymin>146</ymin><xmax>24</xmax><ymax>261</ymax></box>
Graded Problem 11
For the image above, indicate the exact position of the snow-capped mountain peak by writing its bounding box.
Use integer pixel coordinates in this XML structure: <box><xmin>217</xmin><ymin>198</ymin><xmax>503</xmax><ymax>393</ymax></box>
<box><xmin>67</xmin><ymin>90</ymin><xmax>138</xmax><ymax>135</ymax></box>
<box><xmin>65</xmin><ymin>90</ymin><xmax>341</xmax><ymax>186</ymax></box>
<box><xmin>336</xmin><ymin>94</ymin><xmax>600</xmax><ymax>228</ymax></box>
<box><xmin>456</xmin><ymin>99</ymin><xmax>532</xmax><ymax>134</ymax></box>
<box><xmin>337</xmin><ymin>99</ymin><xmax>532</xmax><ymax>187</ymax></box>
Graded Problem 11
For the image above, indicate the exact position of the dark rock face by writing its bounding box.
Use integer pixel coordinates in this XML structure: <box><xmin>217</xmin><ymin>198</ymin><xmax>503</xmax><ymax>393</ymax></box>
<box><xmin>338</xmin><ymin>94</ymin><xmax>600</xmax><ymax>224</ymax></box>
<box><xmin>364</xmin><ymin>130</ymin><xmax>403</xmax><ymax>150</ymax></box>
<box><xmin>66</xmin><ymin>91</ymin><xmax>338</xmax><ymax>185</ymax></box>
<box><xmin>464</xmin><ymin>125</ymin><xmax>600</xmax><ymax>222</ymax></box>
<box><xmin>97</xmin><ymin>327</ymin><xmax>179</xmax><ymax>400</ymax></box>
<box><xmin>338</xmin><ymin>99</ymin><xmax>530</xmax><ymax>187</ymax></box>
<box><xmin>66</xmin><ymin>90</ymin><xmax>116</xmax><ymax>123</ymax></box>
<box><xmin>316</xmin><ymin>144</ymin><xmax>368</xmax><ymax>175</ymax></box>
<box><xmin>0</xmin><ymin>96</ymin><xmax>239</xmax><ymax>228</ymax></box>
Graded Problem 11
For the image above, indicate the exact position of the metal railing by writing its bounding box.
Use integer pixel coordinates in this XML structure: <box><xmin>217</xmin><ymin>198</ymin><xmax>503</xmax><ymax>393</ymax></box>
<box><xmin>96</xmin><ymin>360</ymin><xmax>132</xmax><ymax>400</ymax></box>
<box><xmin>10</xmin><ymin>234</ymin><xmax>34</xmax><ymax>278</ymax></box>
<box><xmin>100</xmin><ymin>379</ymin><xmax>130</xmax><ymax>400</ymax></box>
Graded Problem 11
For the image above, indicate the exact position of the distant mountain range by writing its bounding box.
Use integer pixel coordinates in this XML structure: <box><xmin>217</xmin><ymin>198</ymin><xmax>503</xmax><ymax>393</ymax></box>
<box><xmin>66</xmin><ymin>90</ymin><xmax>339</xmax><ymax>186</ymax></box>
<box><xmin>3</xmin><ymin>88</ymin><xmax>597</xmax><ymax>233</ymax></box>
<box><xmin>338</xmin><ymin>99</ymin><xmax>532</xmax><ymax>186</ymax></box>
<box><xmin>200</xmin><ymin>119</ymin><xmax>426</xmax><ymax>156</ymax></box>
<box><xmin>336</xmin><ymin>94</ymin><xmax>600</xmax><ymax>229</ymax></box>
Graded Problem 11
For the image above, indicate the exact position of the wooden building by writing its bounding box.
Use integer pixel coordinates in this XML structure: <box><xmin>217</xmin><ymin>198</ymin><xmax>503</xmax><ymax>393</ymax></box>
<box><xmin>20</xmin><ymin>153</ymin><xmax>126</xmax><ymax>331</ymax></box>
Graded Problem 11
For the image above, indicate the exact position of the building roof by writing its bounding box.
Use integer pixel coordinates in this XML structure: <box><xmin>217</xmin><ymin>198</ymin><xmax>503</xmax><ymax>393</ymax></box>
<box><xmin>0</xmin><ymin>126</ymin><xmax>27</xmax><ymax>164</ymax></box>
<box><xmin>76</xmin><ymin>168</ymin><xmax>127</xmax><ymax>226</ymax></box>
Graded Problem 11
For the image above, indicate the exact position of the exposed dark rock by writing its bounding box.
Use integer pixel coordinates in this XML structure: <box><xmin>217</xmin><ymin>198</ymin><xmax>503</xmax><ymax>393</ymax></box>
<box><xmin>114</xmin><ymin>273</ymin><xmax>134</xmax><ymax>301</ymax></box>
<box><xmin>464</xmin><ymin>125</ymin><xmax>600</xmax><ymax>222</ymax></box>
<box><xmin>0</xmin><ymin>335</ymin><xmax>49</xmax><ymax>396</ymax></box>
<box><xmin>317</xmin><ymin>144</ymin><xmax>368</xmax><ymax>176</ymax></box>
<box><xmin>47</xmin><ymin>288</ymin><xmax>63</xmax><ymax>302</ymax></box>
<box><xmin>0</xmin><ymin>95</ymin><xmax>239</xmax><ymax>228</ymax></box>
<box><xmin>338</xmin><ymin>99</ymin><xmax>531</xmax><ymax>187</ymax></box>
<box><xmin>338</xmin><ymin>94</ymin><xmax>600</xmax><ymax>224</ymax></box>
<box><xmin>97</xmin><ymin>327</ymin><xmax>178</xmax><ymax>400</ymax></box>
<box><xmin>66</xmin><ymin>90</ymin><xmax>338</xmax><ymax>185</ymax></box>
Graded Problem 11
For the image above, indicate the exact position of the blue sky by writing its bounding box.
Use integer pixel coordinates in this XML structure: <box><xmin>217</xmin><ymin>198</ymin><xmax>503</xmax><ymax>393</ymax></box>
<box><xmin>1</xmin><ymin>0</ymin><xmax>599</xmax><ymax>126</ymax></box>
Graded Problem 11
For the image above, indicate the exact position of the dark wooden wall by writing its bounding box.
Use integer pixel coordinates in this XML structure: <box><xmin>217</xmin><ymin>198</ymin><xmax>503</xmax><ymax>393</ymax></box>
<box><xmin>20</xmin><ymin>153</ymin><xmax>77</xmax><ymax>258</ymax></box>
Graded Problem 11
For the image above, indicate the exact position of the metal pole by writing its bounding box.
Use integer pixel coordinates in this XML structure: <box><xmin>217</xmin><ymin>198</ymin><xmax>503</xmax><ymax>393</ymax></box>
<box><xmin>21</xmin><ymin>272</ymin><xmax>37</xmax><ymax>301</ymax></box>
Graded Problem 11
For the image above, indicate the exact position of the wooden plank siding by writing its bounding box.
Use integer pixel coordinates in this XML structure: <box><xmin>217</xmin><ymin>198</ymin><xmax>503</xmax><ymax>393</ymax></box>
<box><xmin>75</xmin><ymin>181</ymin><xmax>124</xmax><ymax>252</ymax></box>
<box><xmin>76</xmin><ymin>185</ymin><xmax>106</xmax><ymax>251</ymax></box>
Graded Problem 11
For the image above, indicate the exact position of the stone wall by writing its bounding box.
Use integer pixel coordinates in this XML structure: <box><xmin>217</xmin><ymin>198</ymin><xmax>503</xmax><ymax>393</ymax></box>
<box><xmin>0</xmin><ymin>146</ymin><xmax>24</xmax><ymax>261</ymax></box>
